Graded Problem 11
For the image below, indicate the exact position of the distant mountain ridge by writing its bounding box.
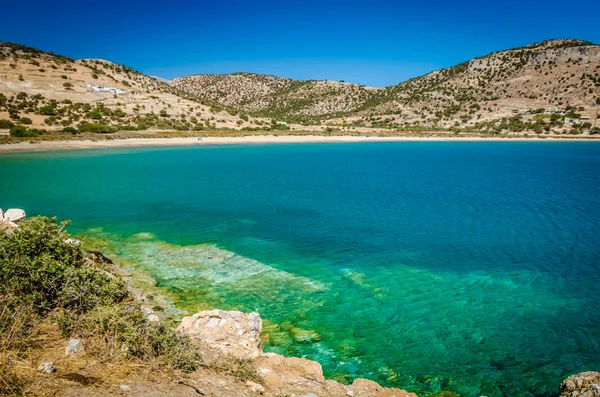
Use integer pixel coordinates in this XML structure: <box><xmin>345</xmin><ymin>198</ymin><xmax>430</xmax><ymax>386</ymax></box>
<box><xmin>173</xmin><ymin>39</ymin><xmax>600</xmax><ymax>134</ymax></box>
<box><xmin>1</xmin><ymin>39</ymin><xmax>599</xmax><ymax>136</ymax></box>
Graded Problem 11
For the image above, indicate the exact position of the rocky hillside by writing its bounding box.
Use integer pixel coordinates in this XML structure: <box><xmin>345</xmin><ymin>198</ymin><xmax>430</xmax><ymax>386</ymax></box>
<box><xmin>0</xmin><ymin>42</ymin><xmax>261</xmax><ymax>134</ymax></box>
<box><xmin>174</xmin><ymin>39</ymin><xmax>600</xmax><ymax>135</ymax></box>
<box><xmin>2</xmin><ymin>39</ymin><xmax>599</xmax><ymax>137</ymax></box>
<box><xmin>173</xmin><ymin>72</ymin><xmax>379</xmax><ymax>123</ymax></box>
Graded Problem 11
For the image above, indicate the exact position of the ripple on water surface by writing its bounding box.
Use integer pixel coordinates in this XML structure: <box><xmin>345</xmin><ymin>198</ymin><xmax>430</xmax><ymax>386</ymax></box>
<box><xmin>80</xmin><ymin>228</ymin><xmax>597</xmax><ymax>397</ymax></box>
<box><xmin>1</xmin><ymin>142</ymin><xmax>599</xmax><ymax>397</ymax></box>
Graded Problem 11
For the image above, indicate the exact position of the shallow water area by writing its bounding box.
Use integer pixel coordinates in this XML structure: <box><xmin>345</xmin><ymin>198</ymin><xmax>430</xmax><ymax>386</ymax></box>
<box><xmin>1</xmin><ymin>142</ymin><xmax>599</xmax><ymax>397</ymax></box>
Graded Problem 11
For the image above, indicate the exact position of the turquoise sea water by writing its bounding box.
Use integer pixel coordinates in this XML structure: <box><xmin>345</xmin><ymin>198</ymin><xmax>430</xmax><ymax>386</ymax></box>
<box><xmin>1</xmin><ymin>142</ymin><xmax>599</xmax><ymax>396</ymax></box>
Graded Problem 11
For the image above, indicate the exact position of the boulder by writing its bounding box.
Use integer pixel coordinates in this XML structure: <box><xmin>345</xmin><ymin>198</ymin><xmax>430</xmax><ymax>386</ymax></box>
<box><xmin>37</xmin><ymin>362</ymin><xmax>56</xmax><ymax>374</ymax></box>
<box><xmin>177</xmin><ymin>309</ymin><xmax>263</xmax><ymax>358</ymax></box>
<box><xmin>246</xmin><ymin>380</ymin><xmax>265</xmax><ymax>394</ymax></box>
<box><xmin>348</xmin><ymin>378</ymin><xmax>419</xmax><ymax>397</ymax></box>
<box><xmin>66</xmin><ymin>338</ymin><xmax>84</xmax><ymax>355</ymax></box>
<box><xmin>0</xmin><ymin>208</ymin><xmax>3</xmax><ymax>220</ymax></box>
<box><xmin>4</xmin><ymin>208</ymin><xmax>25</xmax><ymax>222</ymax></box>
<box><xmin>141</xmin><ymin>305</ymin><xmax>160</xmax><ymax>323</ymax></box>
<box><xmin>561</xmin><ymin>372</ymin><xmax>600</xmax><ymax>397</ymax></box>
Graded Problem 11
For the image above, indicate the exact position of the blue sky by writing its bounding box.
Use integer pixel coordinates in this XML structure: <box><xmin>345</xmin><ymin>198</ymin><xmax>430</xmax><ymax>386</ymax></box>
<box><xmin>1</xmin><ymin>0</ymin><xmax>599</xmax><ymax>86</ymax></box>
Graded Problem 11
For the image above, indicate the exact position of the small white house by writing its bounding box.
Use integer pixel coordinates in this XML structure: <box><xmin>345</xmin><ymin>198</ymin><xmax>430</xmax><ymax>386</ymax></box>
<box><xmin>87</xmin><ymin>83</ymin><xmax>125</xmax><ymax>95</ymax></box>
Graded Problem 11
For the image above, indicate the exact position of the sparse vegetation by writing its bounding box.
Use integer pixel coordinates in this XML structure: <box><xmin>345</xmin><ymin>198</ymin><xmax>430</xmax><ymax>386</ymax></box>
<box><xmin>0</xmin><ymin>216</ymin><xmax>201</xmax><ymax>394</ymax></box>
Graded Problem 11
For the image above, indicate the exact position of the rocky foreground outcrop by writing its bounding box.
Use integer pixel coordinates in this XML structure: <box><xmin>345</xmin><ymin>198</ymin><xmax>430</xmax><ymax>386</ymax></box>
<box><xmin>178</xmin><ymin>309</ymin><xmax>419</xmax><ymax>397</ymax></box>
<box><xmin>177</xmin><ymin>309</ymin><xmax>263</xmax><ymax>358</ymax></box>
<box><xmin>561</xmin><ymin>372</ymin><xmax>600</xmax><ymax>397</ymax></box>
<box><xmin>0</xmin><ymin>207</ymin><xmax>26</xmax><ymax>230</ymax></box>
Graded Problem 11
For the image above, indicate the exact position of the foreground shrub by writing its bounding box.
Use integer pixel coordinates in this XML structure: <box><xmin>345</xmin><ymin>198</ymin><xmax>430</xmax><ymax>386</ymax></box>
<box><xmin>67</xmin><ymin>303</ymin><xmax>199</xmax><ymax>371</ymax></box>
<box><xmin>0</xmin><ymin>216</ymin><xmax>200</xmax><ymax>375</ymax></box>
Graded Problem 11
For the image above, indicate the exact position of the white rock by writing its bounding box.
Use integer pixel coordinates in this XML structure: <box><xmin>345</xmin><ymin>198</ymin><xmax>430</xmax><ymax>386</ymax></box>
<box><xmin>66</xmin><ymin>338</ymin><xmax>84</xmax><ymax>355</ymax></box>
<box><xmin>37</xmin><ymin>362</ymin><xmax>56</xmax><ymax>374</ymax></box>
<box><xmin>246</xmin><ymin>381</ymin><xmax>265</xmax><ymax>394</ymax></box>
<box><xmin>177</xmin><ymin>309</ymin><xmax>263</xmax><ymax>358</ymax></box>
<box><xmin>140</xmin><ymin>306</ymin><xmax>159</xmax><ymax>323</ymax></box>
<box><xmin>205</xmin><ymin>318</ymin><xmax>220</xmax><ymax>328</ymax></box>
<box><xmin>120</xmin><ymin>384</ymin><xmax>131</xmax><ymax>391</ymax></box>
<box><xmin>248</xmin><ymin>312</ymin><xmax>262</xmax><ymax>332</ymax></box>
<box><xmin>346</xmin><ymin>391</ymin><xmax>354</xmax><ymax>397</ymax></box>
<box><xmin>0</xmin><ymin>208</ymin><xmax>3</xmax><ymax>220</ymax></box>
<box><xmin>4</xmin><ymin>208</ymin><xmax>25</xmax><ymax>222</ymax></box>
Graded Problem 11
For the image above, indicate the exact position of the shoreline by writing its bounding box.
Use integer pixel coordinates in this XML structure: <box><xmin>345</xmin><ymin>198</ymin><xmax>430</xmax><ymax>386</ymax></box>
<box><xmin>1</xmin><ymin>134</ymin><xmax>599</xmax><ymax>153</ymax></box>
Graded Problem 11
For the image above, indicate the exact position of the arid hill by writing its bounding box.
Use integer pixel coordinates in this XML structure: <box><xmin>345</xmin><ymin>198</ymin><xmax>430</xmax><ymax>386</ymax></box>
<box><xmin>1</xmin><ymin>39</ymin><xmax>599</xmax><ymax>137</ymax></box>
<box><xmin>173</xmin><ymin>39</ymin><xmax>600</xmax><ymax>135</ymax></box>
<box><xmin>0</xmin><ymin>42</ymin><xmax>262</xmax><ymax>134</ymax></box>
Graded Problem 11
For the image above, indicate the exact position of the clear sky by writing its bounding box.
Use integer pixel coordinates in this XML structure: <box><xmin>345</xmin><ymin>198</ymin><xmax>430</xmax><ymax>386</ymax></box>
<box><xmin>1</xmin><ymin>0</ymin><xmax>598</xmax><ymax>87</ymax></box>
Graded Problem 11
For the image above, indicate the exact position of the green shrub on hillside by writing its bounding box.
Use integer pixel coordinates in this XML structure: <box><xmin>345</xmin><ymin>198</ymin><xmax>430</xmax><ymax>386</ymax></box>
<box><xmin>9</xmin><ymin>125</ymin><xmax>42</xmax><ymax>137</ymax></box>
<box><xmin>78</xmin><ymin>123</ymin><xmax>114</xmax><ymax>133</ymax></box>
<box><xmin>0</xmin><ymin>119</ymin><xmax>14</xmax><ymax>129</ymax></box>
<box><xmin>0</xmin><ymin>216</ymin><xmax>200</xmax><ymax>381</ymax></box>
<box><xmin>17</xmin><ymin>117</ymin><xmax>32</xmax><ymax>125</ymax></box>
<box><xmin>88</xmin><ymin>110</ymin><xmax>102</xmax><ymax>119</ymax></box>
<box><xmin>39</xmin><ymin>106</ymin><xmax>56</xmax><ymax>116</ymax></box>
<box><xmin>62</xmin><ymin>126</ymin><xmax>77</xmax><ymax>134</ymax></box>
<box><xmin>0</xmin><ymin>217</ymin><xmax>123</xmax><ymax>314</ymax></box>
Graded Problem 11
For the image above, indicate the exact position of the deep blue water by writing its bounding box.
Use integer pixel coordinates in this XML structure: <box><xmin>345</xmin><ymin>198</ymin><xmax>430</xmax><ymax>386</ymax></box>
<box><xmin>1</xmin><ymin>142</ymin><xmax>599</xmax><ymax>396</ymax></box>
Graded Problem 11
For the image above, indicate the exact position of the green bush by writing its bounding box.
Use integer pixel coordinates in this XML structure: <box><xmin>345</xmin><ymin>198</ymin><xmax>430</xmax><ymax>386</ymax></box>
<box><xmin>78</xmin><ymin>123</ymin><xmax>114</xmax><ymax>133</ymax></box>
<box><xmin>0</xmin><ymin>217</ymin><xmax>199</xmax><ymax>373</ymax></box>
<box><xmin>62</xmin><ymin>126</ymin><xmax>77</xmax><ymax>134</ymax></box>
<box><xmin>39</xmin><ymin>106</ymin><xmax>56</xmax><ymax>116</ymax></box>
<box><xmin>0</xmin><ymin>119</ymin><xmax>14</xmax><ymax>129</ymax></box>
<box><xmin>88</xmin><ymin>110</ymin><xmax>102</xmax><ymax>119</ymax></box>
<box><xmin>75</xmin><ymin>303</ymin><xmax>199</xmax><ymax>371</ymax></box>
<box><xmin>17</xmin><ymin>117</ymin><xmax>32</xmax><ymax>125</ymax></box>
<box><xmin>9</xmin><ymin>125</ymin><xmax>41</xmax><ymax>137</ymax></box>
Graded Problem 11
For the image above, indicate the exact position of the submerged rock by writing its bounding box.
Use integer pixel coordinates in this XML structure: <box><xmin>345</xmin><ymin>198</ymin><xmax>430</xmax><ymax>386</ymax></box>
<box><xmin>177</xmin><ymin>309</ymin><xmax>263</xmax><ymax>358</ymax></box>
<box><xmin>561</xmin><ymin>372</ymin><xmax>600</xmax><ymax>397</ymax></box>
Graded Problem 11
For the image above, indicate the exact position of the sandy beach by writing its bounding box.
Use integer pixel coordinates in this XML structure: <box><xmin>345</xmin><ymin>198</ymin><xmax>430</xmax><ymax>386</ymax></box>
<box><xmin>0</xmin><ymin>135</ymin><xmax>599</xmax><ymax>153</ymax></box>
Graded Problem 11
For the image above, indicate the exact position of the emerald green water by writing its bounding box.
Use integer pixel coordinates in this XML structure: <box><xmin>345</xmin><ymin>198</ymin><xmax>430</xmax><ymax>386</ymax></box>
<box><xmin>1</xmin><ymin>142</ymin><xmax>599</xmax><ymax>396</ymax></box>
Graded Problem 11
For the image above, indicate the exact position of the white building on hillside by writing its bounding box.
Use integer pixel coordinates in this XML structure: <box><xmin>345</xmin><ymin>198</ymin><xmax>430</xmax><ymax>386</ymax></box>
<box><xmin>87</xmin><ymin>83</ymin><xmax>125</xmax><ymax>95</ymax></box>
